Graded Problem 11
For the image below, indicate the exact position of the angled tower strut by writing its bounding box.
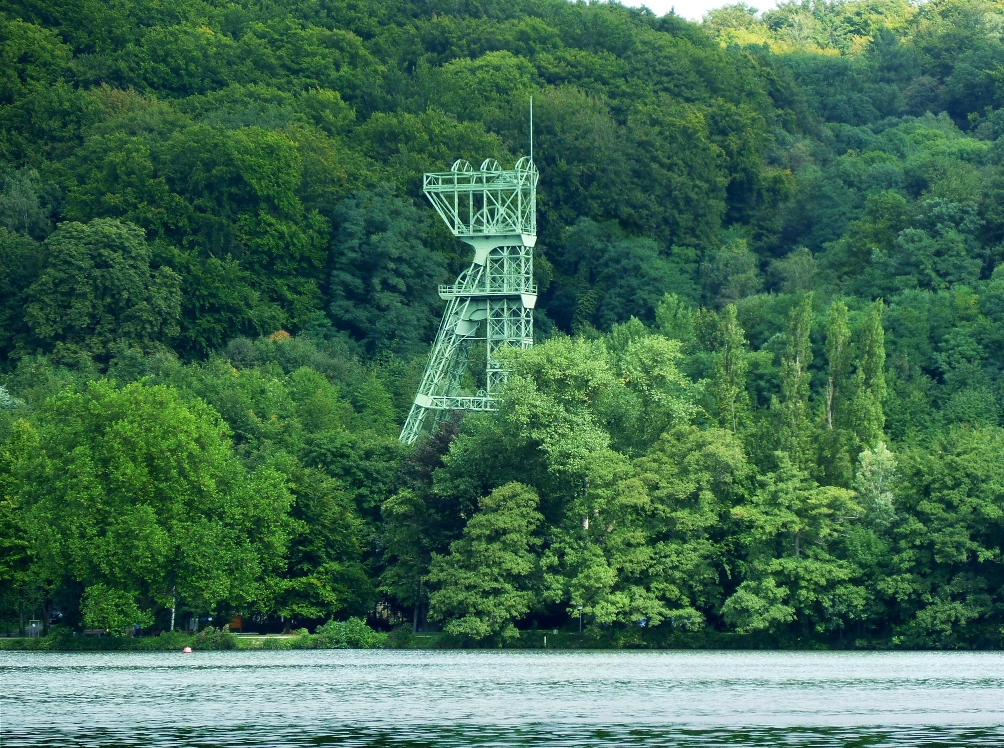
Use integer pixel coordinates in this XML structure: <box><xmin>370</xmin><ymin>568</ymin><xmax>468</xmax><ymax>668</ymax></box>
<box><xmin>399</xmin><ymin>156</ymin><xmax>539</xmax><ymax>444</ymax></box>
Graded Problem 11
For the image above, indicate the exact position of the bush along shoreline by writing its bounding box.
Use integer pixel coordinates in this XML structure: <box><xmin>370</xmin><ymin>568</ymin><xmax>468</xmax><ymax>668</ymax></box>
<box><xmin>0</xmin><ymin>618</ymin><xmax>390</xmax><ymax>652</ymax></box>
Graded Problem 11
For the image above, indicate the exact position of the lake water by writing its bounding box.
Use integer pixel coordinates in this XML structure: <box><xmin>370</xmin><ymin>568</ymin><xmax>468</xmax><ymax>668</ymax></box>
<box><xmin>3</xmin><ymin>650</ymin><xmax>1004</xmax><ymax>747</ymax></box>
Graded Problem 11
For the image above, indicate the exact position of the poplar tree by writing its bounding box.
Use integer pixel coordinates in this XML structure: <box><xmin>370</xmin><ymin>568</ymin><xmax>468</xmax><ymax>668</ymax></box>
<box><xmin>849</xmin><ymin>300</ymin><xmax>887</xmax><ymax>448</ymax></box>
<box><xmin>774</xmin><ymin>293</ymin><xmax>814</xmax><ymax>468</ymax></box>
<box><xmin>712</xmin><ymin>304</ymin><xmax>751</xmax><ymax>434</ymax></box>
<box><xmin>819</xmin><ymin>301</ymin><xmax>854</xmax><ymax>485</ymax></box>
<box><xmin>823</xmin><ymin>302</ymin><xmax>851</xmax><ymax>432</ymax></box>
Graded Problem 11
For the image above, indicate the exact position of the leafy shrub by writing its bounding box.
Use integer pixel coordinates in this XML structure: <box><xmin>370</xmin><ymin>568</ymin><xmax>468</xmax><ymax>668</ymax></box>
<box><xmin>387</xmin><ymin>623</ymin><xmax>414</xmax><ymax>649</ymax></box>
<box><xmin>191</xmin><ymin>626</ymin><xmax>238</xmax><ymax>650</ymax></box>
<box><xmin>136</xmin><ymin>630</ymin><xmax>192</xmax><ymax>650</ymax></box>
<box><xmin>312</xmin><ymin>617</ymin><xmax>387</xmax><ymax>649</ymax></box>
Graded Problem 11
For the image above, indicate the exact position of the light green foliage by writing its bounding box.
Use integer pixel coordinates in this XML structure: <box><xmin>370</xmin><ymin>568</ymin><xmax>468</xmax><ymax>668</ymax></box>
<box><xmin>848</xmin><ymin>301</ymin><xmax>887</xmax><ymax>448</ymax></box>
<box><xmin>439</xmin><ymin>336</ymin><xmax>616</xmax><ymax>504</ymax></box>
<box><xmin>710</xmin><ymin>305</ymin><xmax>752</xmax><ymax>433</ymax></box>
<box><xmin>427</xmin><ymin>482</ymin><xmax>544</xmax><ymax>642</ymax></box>
<box><xmin>80</xmin><ymin>584</ymin><xmax>152</xmax><ymax>633</ymax></box>
<box><xmin>819</xmin><ymin>299</ymin><xmax>889</xmax><ymax>486</ymax></box>
<box><xmin>612</xmin><ymin>327</ymin><xmax>699</xmax><ymax>450</ymax></box>
<box><xmin>881</xmin><ymin>427</ymin><xmax>1004</xmax><ymax>647</ymax></box>
<box><xmin>191</xmin><ymin>626</ymin><xmax>239</xmax><ymax>650</ymax></box>
<box><xmin>560</xmin><ymin>448</ymin><xmax>664</xmax><ymax>627</ymax></box>
<box><xmin>823</xmin><ymin>302</ymin><xmax>852</xmax><ymax>433</ymax></box>
<box><xmin>854</xmin><ymin>442</ymin><xmax>897</xmax><ymax>528</ymax></box>
<box><xmin>18</xmin><ymin>381</ymin><xmax>294</xmax><ymax>626</ymax></box>
<box><xmin>312</xmin><ymin>617</ymin><xmax>387</xmax><ymax>648</ymax></box>
<box><xmin>655</xmin><ymin>293</ymin><xmax>696</xmax><ymax>346</ymax></box>
<box><xmin>725</xmin><ymin>455</ymin><xmax>863</xmax><ymax>635</ymax></box>
<box><xmin>564</xmin><ymin>427</ymin><xmax>751</xmax><ymax>630</ymax></box>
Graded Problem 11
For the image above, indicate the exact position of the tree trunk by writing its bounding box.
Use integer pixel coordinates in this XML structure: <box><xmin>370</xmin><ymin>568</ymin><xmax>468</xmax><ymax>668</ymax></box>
<box><xmin>416</xmin><ymin>579</ymin><xmax>423</xmax><ymax>632</ymax></box>
<box><xmin>170</xmin><ymin>588</ymin><xmax>176</xmax><ymax>632</ymax></box>
<box><xmin>19</xmin><ymin>591</ymin><xmax>24</xmax><ymax>637</ymax></box>
<box><xmin>826</xmin><ymin>378</ymin><xmax>834</xmax><ymax>430</ymax></box>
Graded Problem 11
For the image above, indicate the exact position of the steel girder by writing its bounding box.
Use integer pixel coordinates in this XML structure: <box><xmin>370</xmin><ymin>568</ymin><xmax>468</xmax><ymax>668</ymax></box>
<box><xmin>400</xmin><ymin>158</ymin><xmax>538</xmax><ymax>445</ymax></box>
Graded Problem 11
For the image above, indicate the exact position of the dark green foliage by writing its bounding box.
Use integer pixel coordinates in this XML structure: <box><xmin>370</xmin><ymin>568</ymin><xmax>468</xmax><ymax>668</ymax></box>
<box><xmin>550</xmin><ymin>218</ymin><xmax>697</xmax><ymax>332</ymax></box>
<box><xmin>0</xmin><ymin>229</ymin><xmax>44</xmax><ymax>358</ymax></box>
<box><xmin>329</xmin><ymin>186</ymin><xmax>448</xmax><ymax>357</ymax></box>
<box><xmin>25</xmin><ymin>219</ymin><xmax>182</xmax><ymax>364</ymax></box>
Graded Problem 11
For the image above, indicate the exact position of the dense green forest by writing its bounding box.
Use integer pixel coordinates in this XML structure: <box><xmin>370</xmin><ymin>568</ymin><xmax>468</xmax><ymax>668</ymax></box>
<box><xmin>4</xmin><ymin>0</ymin><xmax>1004</xmax><ymax>647</ymax></box>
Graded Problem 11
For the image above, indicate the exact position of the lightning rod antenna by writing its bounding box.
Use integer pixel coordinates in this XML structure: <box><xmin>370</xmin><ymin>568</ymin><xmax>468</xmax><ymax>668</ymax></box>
<box><xmin>399</xmin><ymin>113</ymin><xmax>539</xmax><ymax>444</ymax></box>
<box><xmin>529</xmin><ymin>96</ymin><xmax>533</xmax><ymax>163</ymax></box>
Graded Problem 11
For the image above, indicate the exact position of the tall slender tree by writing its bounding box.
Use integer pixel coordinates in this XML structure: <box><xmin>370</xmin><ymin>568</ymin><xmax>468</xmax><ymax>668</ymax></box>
<box><xmin>823</xmin><ymin>302</ymin><xmax>851</xmax><ymax>432</ymax></box>
<box><xmin>819</xmin><ymin>301</ymin><xmax>854</xmax><ymax>484</ymax></box>
<box><xmin>774</xmin><ymin>293</ymin><xmax>815</xmax><ymax>468</ymax></box>
<box><xmin>712</xmin><ymin>304</ymin><xmax>751</xmax><ymax>434</ymax></box>
<box><xmin>849</xmin><ymin>300</ymin><xmax>887</xmax><ymax>448</ymax></box>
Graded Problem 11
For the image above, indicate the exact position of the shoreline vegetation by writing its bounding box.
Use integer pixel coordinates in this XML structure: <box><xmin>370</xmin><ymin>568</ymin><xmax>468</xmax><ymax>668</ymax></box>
<box><xmin>3</xmin><ymin>622</ymin><xmax>1001</xmax><ymax>652</ymax></box>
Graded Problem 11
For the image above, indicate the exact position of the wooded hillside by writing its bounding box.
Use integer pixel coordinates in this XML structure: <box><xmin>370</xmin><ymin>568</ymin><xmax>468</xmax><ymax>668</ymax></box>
<box><xmin>4</xmin><ymin>0</ymin><xmax>1004</xmax><ymax>647</ymax></box>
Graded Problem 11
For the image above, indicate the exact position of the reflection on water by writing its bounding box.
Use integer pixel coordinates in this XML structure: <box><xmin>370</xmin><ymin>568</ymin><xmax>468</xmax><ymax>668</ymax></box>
<box><xmin>4</xmin><ymin>650</ymin><xmax>1004</xmax><ymax>747</ymax></box>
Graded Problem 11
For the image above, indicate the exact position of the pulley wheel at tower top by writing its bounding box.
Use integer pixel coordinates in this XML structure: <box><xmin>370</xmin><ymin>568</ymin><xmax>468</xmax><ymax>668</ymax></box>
<box><xmin>514</xmin><ymin>156</ymin><xmax>537</xmax><ymax>172</ymax></box>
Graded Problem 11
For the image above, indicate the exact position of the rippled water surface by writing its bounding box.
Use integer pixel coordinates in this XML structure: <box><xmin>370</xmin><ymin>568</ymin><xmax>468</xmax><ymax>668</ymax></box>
<box><xmin>3</xmin><ymin>650</ymin><xmax>1004</xmax><ymax>747</ymax></box>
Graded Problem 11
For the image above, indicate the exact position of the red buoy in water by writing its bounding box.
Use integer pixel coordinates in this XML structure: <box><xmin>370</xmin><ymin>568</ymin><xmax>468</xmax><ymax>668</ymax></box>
<box><xmin>183</xmin><ymin>646</ymin><xmax>193</xmax><ymax>653</ymax></box>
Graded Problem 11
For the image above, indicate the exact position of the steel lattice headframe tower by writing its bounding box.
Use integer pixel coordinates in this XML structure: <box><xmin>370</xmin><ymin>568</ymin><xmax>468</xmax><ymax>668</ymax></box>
<box><xmin>399</xmin><ymin>156</ymin><xmax>538</xmax><ymax>444</ymax></box>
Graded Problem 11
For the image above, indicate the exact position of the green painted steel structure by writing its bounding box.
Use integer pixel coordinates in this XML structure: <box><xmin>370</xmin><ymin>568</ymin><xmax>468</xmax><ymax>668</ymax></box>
<box><xmin>399</xmin><ymin>156</ymin><xmax>539</xmax><ymax>444</ymax></box>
